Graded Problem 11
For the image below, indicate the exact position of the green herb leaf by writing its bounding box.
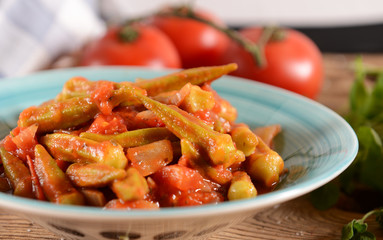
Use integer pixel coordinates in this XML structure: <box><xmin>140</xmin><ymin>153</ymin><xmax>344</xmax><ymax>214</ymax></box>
<box><xmin>349</xmin><ymin>57</ymin><xmax>368</xmax><ymax>116</ymax></box>
<box><xmin>357</xmin><ymin>126</ymin><xmax>383</xmax><ymax>192</ymax></box>
<box><xmin>375</xmin><ymin>208</ymin><xmax>383</xmax><ymax>229</ymax></box>
<box><xmin>356</xmin><ymin>231</ymin><xmax>376</xmax><ymax>240</ymax></box>
<box><xmin>341</xmin><ymin>219</ymin><xmax>375</xmax><ymax>240</ymax></box>
<box><xmin>364</xmin><ymin>72</ymin><xmax>383</xmax><ymax>119</ymax></box>
<box><xmin>342</xmin><ymin>220</ymin><xmax>356</xmax><ymax>240</ymax></box>
<box><xmin>309</xmin><ymin>181</ymin><xmax>340</xmax><ymax>210</ymax></box>
<box><xmin>342</xmin><ymin>209</ymin><xmax>383</xmax><ymax>240</ymax></box>
<box><xmin>353</xmin><ymin>220</ymin><xmax>368</xmax><ymax>234</ymax></box>
<box><xmin>340</xmin><ymin>58</ymin><xmax>383</xmax><ymax>195</ymax></box>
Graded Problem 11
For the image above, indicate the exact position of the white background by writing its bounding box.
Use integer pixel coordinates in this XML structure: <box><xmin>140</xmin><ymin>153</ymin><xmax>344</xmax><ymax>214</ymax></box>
<box><xmin>102</xmin><ymin>0</ymin><xmax>383</xmax><ymax>27</ymax></box>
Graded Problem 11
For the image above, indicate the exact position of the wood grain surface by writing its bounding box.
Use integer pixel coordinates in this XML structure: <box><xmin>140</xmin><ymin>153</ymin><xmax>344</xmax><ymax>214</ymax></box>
<box><xmin>1</xmin><ymin>54</ymin><xmax>383</xmax><ymax>240</ymax></box>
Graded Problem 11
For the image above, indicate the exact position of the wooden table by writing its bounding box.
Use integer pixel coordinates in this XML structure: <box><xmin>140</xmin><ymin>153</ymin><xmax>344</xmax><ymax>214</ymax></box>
<box><xmin>1</xmin><ymin>54</ymin><xmax>383</xmax><ymax>240</ymax></box>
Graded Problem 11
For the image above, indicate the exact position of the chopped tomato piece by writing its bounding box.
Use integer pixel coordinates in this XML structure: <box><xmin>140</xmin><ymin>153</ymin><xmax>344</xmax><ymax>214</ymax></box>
<box><xmin>253</xmin><ymin>124</ymin><xmax>281</xmax><ymax>147</ymax></box>
<box><xmin>177</xmin><ymin>191</ymin><xmax>224</xmax><ymax>206</ymax></box>
<box><xmin>128</xmin><ymin>140</ymin><xmax>173</xmax><ymax>176</ymax></box>
<box><xmin>152</xmin><ymin>165</ymin><xmax>209</xmax><ymax>192</ymax></box>
<box><xmin>87</xmin><ymin>113</ymin><xmax>127</xmax><ymax>135</ymax></box>
<box><xmin>91</xmin><ymin>80</ymin><xmax>115</xmax><ymax>115</ymax></box>
<box><xmin>5</xmin><ymin>124</ymin><xmax>39</xmax><ymax>161</ymax></box>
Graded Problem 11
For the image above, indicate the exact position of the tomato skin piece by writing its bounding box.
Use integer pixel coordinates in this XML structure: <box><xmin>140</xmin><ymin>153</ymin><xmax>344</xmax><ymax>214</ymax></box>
<box><xmin>151</xmin><ymin>164</ymin><xmax>219</xmax><ymax>207</ymax></box>
<box><xmin>3</xmin><ymin>125</ymin><xmax>39</xmax><ymax>161</ymax></box>
<box><xmin>79</xmin><ymin>25</ymin><xmax>181</xmax><ymax>69</ymax></box>
<box><xmin>87</xmin><ymin>113</ymin><xmax>127</xmax><ymax>135</ymax></box>
<box><xmin>219</xmin><ymin>28</ymin><xmax>323</xmax><ymax>99</ymax></box>
<box><xmin>151</xmin><ymin>9</ymin><xmax>230</xmax><ymax>68</ymax></box>
<box><xmin>152</xmin><ymin>165</ymin><xmax>208</xmax><ymax>192</ymax></box>
<box><xmin>176</xmin><ymin>191</ymin><xmax>224</xmax><ymax>206</ymax></box>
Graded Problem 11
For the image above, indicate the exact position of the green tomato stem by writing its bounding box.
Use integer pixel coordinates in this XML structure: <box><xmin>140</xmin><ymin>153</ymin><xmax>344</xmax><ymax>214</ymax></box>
<box><xmin>123</xmin><ymin>6</ymin><xmax>287</xmax><ymax>68</ymax></box>
<box><xmin>361</xmin><ymin>209</ymin><xmax>381</xmax><ymax>223</ymax></box>
<box><xmin>119</xmin><ymin>25</ymin><xmax>139</xmax><ymax>43</ymax></box>
<box><xmin>157</xmin><ymin>8</ymin><xmax>266</xmax><ymax>67</ymax></box>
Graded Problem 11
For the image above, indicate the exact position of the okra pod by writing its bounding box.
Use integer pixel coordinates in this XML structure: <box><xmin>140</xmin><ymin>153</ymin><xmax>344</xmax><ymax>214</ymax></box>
<box><xmin>66</xmin><ymin>163</ymin><xmax>127</xmax><ymax>188</ymax></box>
<box><xmin>134</xmin><ymin>63</ymin><xmax>238</xmax><ymax>96</ymax></box>
<box><xmin>227</xmin><ymin>171</ymin><xmax>257</xmax><ymax>201</ymax></box>
<box><xmin>18</xmin><ymin>96</ymin><xmax>99</xmax><ymax>133</ymax></box>
<box><xmin>152</xmin><ymin>82</ymin><xmax>192</xmax><ymax>106</ymax></box>
<box><xmin>180</xmin><ymin>139</ymin><xmax>233</xmax><ymax>185</ymax></box>
<box><xmin>0</xmin><ymin>145</ymin><xmax>34</xmax><ymax>198</ymax></box>
<box><xmin>56</xmin><ymin>77</ymin><xmax>140</xmax><ymax>100</ymax></box>
<box><xmin>180</xmin><ymin>85</ymin><xmax>215</xmax><ymax>113</ymax></box>
<box><xmin>80</xmin><ymin>127</ymin><xmax>177</xmax><ymax>148</ymax></box>
<box><xmin>41</xmin><ymin>133</ymin><xmax>127</xmax><ymax>169</ymax></box>
<box><xmin>135</xmin><ymin>92</ymin><xmax>245</xmax><ymax>167</ymax></box>
<box><xmin>34</xmin><ymin>144</ymin><xmax>84</xmax><ymax>205</ymax></box>
<box><xmin>56</xmin><ymin>76</ymin><xmax>96</xmax><ymax>101</ymax></box>
<box><xmin>202</xmin><ymin>83</ymin><xmax>238</xmax><ymax>123</ymax></box>
<box><xmin>56</xmin><ymin>77</ymin><xmax>145</xmax><ymax>109</ymax></box>
<box><xmin>245</xmin><ymin>138</ymin><xmax>284</xmax><ymax>187</ymax></box>
<box><xmin>111</xmin><ymin>167</ymin><xmax>149</xmax><ymax>201</ymax></box>
<box><xmin>230</xmin><ymin>123</ymin><xmax>259</xmax><ymax>157</ymax></box>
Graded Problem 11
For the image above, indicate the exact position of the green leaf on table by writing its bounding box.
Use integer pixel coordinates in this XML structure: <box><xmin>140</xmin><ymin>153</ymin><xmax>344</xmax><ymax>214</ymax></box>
<box><xmin>364</xmin><ymin>72</ymin><xmax>383</xmax><ymax>119</ymax></box>
<box><xmin>346</xmin><ymin>59</ymin><xmax>383</xmax><ymax>128</ymax></box>
<box><xmin>339</xmin><ymin>126</ymin><xmax>383</xmax><ymax>195</ymax></box>
<box><xmin>320</xmin><ymin>58</ymin><xmax>383</xmax><ymax>239</ymax></box>
<box><xmin>357</xmin><ymin>126</ymin><xmax>383</xmax><ymax>192</ymax></box>
<box><xmin>342</xmin><ymin>220</ymin><xmax>357</xmax><ymax>240</ymax></box>
<box><xmin>309</xmin><ymin>181</ymin><xmax>340</xmax><ymax>210</ymax></box>
<box><xmin>342</xmin><ymin>209</ymin><xmax>383</xmax><ymax>240</ymax></box>
<box><xmin>347</xmin><ymin>73</ymin><xmax>368</xmax><ymax>128</ymax></box>
<box><xmin>342</xmin><ymin>219</ymin><xmax>375</xmax><ymax>240</ymax></box>
<box><xmin>349</xmin><ymin>57</ymin><xmax>368</xmax><ymax>115</ymax></box>
<box><xmin>339</xmin><ymin>159</ymin><xmax>359</xmax><ymax>194</ymax></box>
<box><xmin>369</xmin><ymin>112</ymin><xmax>383</xmax><ymax>137</ymax></box>
<box><xmin>356</xmin><ymin>231</ymin><xmax>376</xmax><ymax>240</ymax></box>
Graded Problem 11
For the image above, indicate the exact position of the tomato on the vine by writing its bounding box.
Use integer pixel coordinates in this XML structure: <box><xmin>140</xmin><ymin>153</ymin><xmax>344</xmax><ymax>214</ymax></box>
<box><xmin>79</xmin><ymin>24</ymin><xmax>181</xmax><ymax>69</ymax></box>
<box><xmin>218</xmin><ymin>27</ymin><xmax>323</xmax><ymax>99</ymax></box>
<box><xmin>150</xmin><ymin>8</ymin><xmax>230</xmax><ymax>68</ymax></box>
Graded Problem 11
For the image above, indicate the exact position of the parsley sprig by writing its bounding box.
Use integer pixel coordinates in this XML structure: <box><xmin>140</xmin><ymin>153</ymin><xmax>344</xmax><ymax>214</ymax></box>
<box><xmin>310</xmin><ymin>57</ymin><xmax>383</xmax><ymax>239</ymax></box>
<box><xmin>342</xmin><ymin>208</ymin><xmax>383</xmax><ymax>240</ymax></box>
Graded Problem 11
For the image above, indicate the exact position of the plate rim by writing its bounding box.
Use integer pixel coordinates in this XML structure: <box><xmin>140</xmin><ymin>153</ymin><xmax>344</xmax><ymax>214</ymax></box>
<box><xmin>0</xmin><ymin>66</ymin><xmax>358</xmax><ymax>220</ymax></box>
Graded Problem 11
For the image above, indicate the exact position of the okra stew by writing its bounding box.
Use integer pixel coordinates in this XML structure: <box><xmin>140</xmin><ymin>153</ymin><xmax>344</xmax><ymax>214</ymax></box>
<box><xmin>0</xmin><ymin>63</ymin><xmax>285</xmax><ymax>209</ymax></box>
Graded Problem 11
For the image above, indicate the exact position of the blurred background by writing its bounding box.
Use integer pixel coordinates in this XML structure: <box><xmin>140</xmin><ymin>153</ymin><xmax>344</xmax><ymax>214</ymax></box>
<box><xmin>1</xmin><ymin>0</ymin><xmax>383</xmax><ymax>78</ymax></box>
<box><xmin>107</xmin><ymin>0</ymin><xmax>383</xmax><ymax>52</ymax></box>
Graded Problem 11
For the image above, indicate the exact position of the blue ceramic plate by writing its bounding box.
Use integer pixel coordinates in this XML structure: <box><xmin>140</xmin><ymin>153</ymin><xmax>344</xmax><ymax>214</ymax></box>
<box><xmin>0</xmin><ymin>66</ymin><xmax>358</xmax><ymax>219</ymax></box>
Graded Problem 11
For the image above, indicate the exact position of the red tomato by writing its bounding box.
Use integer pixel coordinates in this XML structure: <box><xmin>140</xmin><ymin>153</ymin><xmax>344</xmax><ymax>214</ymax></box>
<box><xmin>151</xmin><ymin>165</ymin><xmax>208</xmax><ymax>192</ymax></box>
<box><xmin>176</xmin><ymin>191</ymin><xmax>224</xmax><ymax>206</ymax></box>
<box><xmin>4</xmin><ymin>124</ymin><xmax>39</xmax><ymax>161</ymax></box>
<box><xmin>87</xmin><ymin>113</ymin><xmax>127</xmax><ymax>135</ymax></box>
<box><xmin>79</xmin><ymin>24</ymin><xmax>181</xmax><ymax>69</ymax></box>
<box><xmin>219</xmin><ymin>27</ymin><xmax>323</xmax><ymax>99</ymax></box>
<box><xmin>150</xmin><ymin>8</ymin><xmax>230</xmax><ymax>68</ymax></box>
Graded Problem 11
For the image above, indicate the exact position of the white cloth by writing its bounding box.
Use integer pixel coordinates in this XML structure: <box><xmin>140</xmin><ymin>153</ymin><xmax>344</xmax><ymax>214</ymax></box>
<box><xmin>0</xmin><ymin>0</ymin><xmax>105</xmax><ymax>78</ymax></box>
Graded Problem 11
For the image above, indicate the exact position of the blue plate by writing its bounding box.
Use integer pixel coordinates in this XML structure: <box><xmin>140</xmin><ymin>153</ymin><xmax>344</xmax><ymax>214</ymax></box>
<box><xmin>0</xmin><ymin>66</ymin><xmax>358</xmax><ymax>219</ymax></box>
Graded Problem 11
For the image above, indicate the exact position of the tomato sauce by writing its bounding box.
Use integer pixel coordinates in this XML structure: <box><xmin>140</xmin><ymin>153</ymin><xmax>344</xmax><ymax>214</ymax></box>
<box><xmin>91</xmin><ymin>81</ymin><xmax>115</xmax><ymax>115</ymax></box>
